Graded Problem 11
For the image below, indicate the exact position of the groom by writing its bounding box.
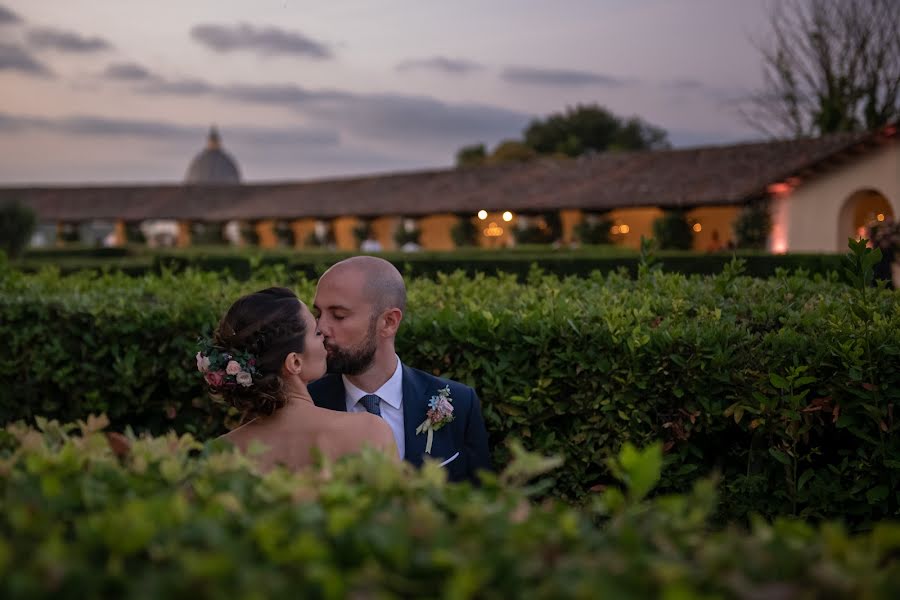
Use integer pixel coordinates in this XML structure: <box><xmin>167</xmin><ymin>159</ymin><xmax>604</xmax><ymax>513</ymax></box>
<box><xmin>309</xmin><ymin>256</ymin><xmax>492</xmax><ymax>483</ymax></box>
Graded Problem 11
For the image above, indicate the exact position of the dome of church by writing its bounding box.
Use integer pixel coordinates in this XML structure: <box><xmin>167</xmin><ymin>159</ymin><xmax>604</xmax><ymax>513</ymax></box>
<box><xmin>185</xmin><ymin>127</ymin><xmax>241</xmax><ymax>184</ymax></box>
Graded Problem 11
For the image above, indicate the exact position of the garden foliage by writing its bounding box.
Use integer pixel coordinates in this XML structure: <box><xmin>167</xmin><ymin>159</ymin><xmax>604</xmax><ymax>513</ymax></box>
<box><xmin>1</xmin><ymin>252</ymin><xmax>898</xmax><ymax>522</ymax></box>
<box><xmin>1</xmin><ymin>419</ymin><xmax>898</xmax><ymax>599</ymax></box>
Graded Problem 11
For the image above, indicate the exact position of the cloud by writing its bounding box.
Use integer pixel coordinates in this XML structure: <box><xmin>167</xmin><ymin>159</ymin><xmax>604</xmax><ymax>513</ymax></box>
<box><xmin>0</xmin><ymin>4</ymin><xmax>21</xmax><ymax>24</ymax></box>
<box><xmin>140</xmin><ymin>77</ymin><xmax>216</xmax><ymax>96</ymax></box>
<box><xmin>27</xmin><ymin>27</ymin><xmax>112</xmax><ymax>53</ymax></box>
<box><xmin>396</xmin><ymin>56</ymin><xmax>485</xmax><ymax>75</ymax></box>
<box><xmin>0</xmin><ymin>110</ymin><xmax>339</xmax><ymax>146</ymax></box>
<box><xmin>103</xmin><ymin>62</ymin><xmax>154</xmax><ymax>81</ymax></box>
<box><xmin>501</xmin><ymin>66</ymin><xmax>629</xmax><ymax>87</ymax></box>
<box><xmin>0</xmin><ymin>42</ymin><xmax>52</xmax><ymax>76</ymax></box>
<box><xmin>312</xmin><ymin>93</ymin><xmax>530</xmax><ymax>144</ymax></box>
<box><xmin>190</xmin><ymin>23</ymin><xmax>332</xmax><ymax>59</ymax></box>
<box><xmin>664</xmin><ymin>78</ymin><xmax>706</xmax><ymax>91</ymax></box>
<box><xmin>659</xmin><ymin>78</ymin><xmax>742</xmax><ymax>103</ymax></box>
<box><xmin>133</xmin><ymin>76</ymin><xmax>529</xmax><ymax>147</ymax></box>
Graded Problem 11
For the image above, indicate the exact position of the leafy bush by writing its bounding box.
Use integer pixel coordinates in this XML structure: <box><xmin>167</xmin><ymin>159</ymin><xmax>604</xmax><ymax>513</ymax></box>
<box><xmin>652</xmin><ymin>210</ymin><xmax>693</xmax><ymax>250</ymax></box>
<box><xmin>1</xmin><ymin>251</ymin><xmax>898</xmax><ymax>522</ymax></box>
<box><xmin>1</xmin><ymin>419</ymin><xmax>898</xmax><ymax>599</ymax></box>
<box><xmin>574</xmin><ymin>212</ymin><xmax>613</xmax><ymax>245</ymax></box>
<box><xmin>0</xmin><ymin>201</ymin><xmax>37</xmax><ymax>259</ymax></box>
<box><xmin>512</xmin><ymin>212</ymin><xmax>563</xmax><ymax>245</ymax></box>
<box><xmin>15</xmin><ymin>245</ymin><xmax>852</xmax><ymax>282</ymax></box>
<box><xmin>352</xmin><ymin>218</ymin><xmax>373</xmax><ymax>247</ymax></box>
<box><xmin>734</xmin><ymin>201</ymin><xmax>772</xmax><ymax>249</ymax></box>
<box><xmin>394</xmin><ymin>219</ymin><xmax>422</xmax><ymax>248</ymax></box>
<box><xmin>451</xmin><ymin>215</ymin><xmax>478</xmax><ymax>247</ymax></box>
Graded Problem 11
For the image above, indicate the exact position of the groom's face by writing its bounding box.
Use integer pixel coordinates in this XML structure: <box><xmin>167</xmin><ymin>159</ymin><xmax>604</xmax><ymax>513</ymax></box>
<box><xmin>313</xmin><ymin>268</ymin><xmax>379</xmax><ymax>375</ymax></box>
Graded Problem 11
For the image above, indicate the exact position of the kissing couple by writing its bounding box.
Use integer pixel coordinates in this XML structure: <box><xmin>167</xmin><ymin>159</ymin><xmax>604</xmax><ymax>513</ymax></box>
<box><xmin>198</xmin><ymin>256</ymin><xmax>492</xmax><ymax>482</ymax></box>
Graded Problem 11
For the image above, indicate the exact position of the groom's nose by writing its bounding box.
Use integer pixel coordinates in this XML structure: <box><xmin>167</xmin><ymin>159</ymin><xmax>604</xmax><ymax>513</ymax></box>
<box><xmin>316</xmin><ymin>315</ymin><xmax>332</xmax><ymax>337</ymax></box>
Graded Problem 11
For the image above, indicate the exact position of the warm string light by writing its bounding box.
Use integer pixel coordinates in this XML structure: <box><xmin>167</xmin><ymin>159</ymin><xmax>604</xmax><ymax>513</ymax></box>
<box><xmin>876</xmin><ymin>213</ymin><xmax>886</xmax><ymax>222</ymax></box>
<box><xmin>692</xmin><ymin>223</ymin><xmax>702</xmax><ymax>233</ymax></box>
<box><xmin>477</xmin><ymin>210</ymin><xmax>488</xmax><ymax>220</ymax></box>
<box><xmin>502</xmin><ymin>211</ymin><xmax>513</xmax><ymax>222</ymax></box>
<box><xmin>610</xmin><ymin>224</ymin><xmax>630</xmax><ymax>235</ymax></box>
<box><xmin>483</xmin><ymin>222</ymin><xmax>503</xmax><ymax>237</ymax></box>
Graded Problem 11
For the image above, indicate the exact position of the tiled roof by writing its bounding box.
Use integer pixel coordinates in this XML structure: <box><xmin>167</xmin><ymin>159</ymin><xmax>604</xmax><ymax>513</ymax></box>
<box><xmin>2</xmin><ymin>127</ymin><xmax>895</xmax><ymax>222</ymax></box>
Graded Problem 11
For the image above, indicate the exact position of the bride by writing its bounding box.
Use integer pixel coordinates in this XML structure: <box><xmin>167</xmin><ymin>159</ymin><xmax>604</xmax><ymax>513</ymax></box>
<box><xmin>197</xmin><ymin>286</ymin><xmax>396</xmax><ymax>470</ymax></box>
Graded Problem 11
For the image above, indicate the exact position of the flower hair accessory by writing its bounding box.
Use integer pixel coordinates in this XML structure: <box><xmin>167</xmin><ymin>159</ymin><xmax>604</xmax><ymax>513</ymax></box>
<box><xmin>196</xmin><ymin>338</ymin><xmax>259</xmax><ymax>389</ymax></box>
<box><xmin>415</xmin><ymin>385</ymin><xmax>454</xmax><ymax>454</ymax></box>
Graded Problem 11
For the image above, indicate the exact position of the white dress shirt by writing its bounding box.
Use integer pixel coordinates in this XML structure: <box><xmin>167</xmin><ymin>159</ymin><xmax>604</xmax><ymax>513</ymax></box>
<box><xmin>342</xmin><ymin>356</ymin><xmax>405</xmax><ymax>459</ymax></box>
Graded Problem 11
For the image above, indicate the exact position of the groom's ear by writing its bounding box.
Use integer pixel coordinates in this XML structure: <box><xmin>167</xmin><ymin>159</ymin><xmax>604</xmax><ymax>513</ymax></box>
<box><xmin>282</xmin><ymin>352</ymin><xmax>303</xmax><ymax>376</ymax></box>
<box><xmin>379</xmin><ymin>307</ymin><xmax>403</xmax><ymax>337</ymax></box>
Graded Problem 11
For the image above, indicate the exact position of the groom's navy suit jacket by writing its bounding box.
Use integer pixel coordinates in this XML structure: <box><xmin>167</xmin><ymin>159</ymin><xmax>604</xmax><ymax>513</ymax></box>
<box><xmin>309</xmin><ymin>364</ymin><xmax>492</xmax><ymax>483</ymax></box>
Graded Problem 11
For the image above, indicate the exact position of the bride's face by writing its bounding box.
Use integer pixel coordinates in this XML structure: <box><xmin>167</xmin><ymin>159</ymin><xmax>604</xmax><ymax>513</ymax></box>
<box><xmin>298</xmin><ymin>302</ymin><xmax>327</xmax><ymax>382</ymax></box>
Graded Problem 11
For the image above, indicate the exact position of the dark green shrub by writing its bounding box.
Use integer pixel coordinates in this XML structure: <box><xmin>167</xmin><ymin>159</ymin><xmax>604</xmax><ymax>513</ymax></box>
<box><xmin>124</xmin><ymin>221</ymin><xmax>146</xmax><ymax>244</ymax></box>
<box><xmin>2</xmin><ymin>263</ymin><xmax>898</xmax><ymax>522</ymax></box>
<box><xmin>190</xmin><ymin>222</ymin><xmax>226</xmax><ymax>245</ymax></box>
<box><xmin>513</xmin><ymin>212</ymin><xmax>563</xmax><ymax>245</ymax></box>
<box><xmin>451</xmin><ymin>214</ymin><xmax>478</xmax><ymax>247</ymax></box>
<box><xmin>352</xmin><ymin>218</ymin><xmax>373</xmax><ymax>247</ymax></box>
<box><xmin>652</xmin><ymin>209</ymin><xmax>693</xmax><ymax>250</ymax></box>
<box><xmin>0</xmin><ymin>201</ymin><xmax>37</xmax><ymax>259</ymax></box>
<box><xmin>575</xmin><ymin>213</ymin><xmax>613</xmax><ymax>245</ymax></box>
<box><xmin>394</xmin><ymin>218</ymin><xmax>422</xmax><ymax>248</ymax></box>
<box><xmin>734</xmin><ymin>201</ymin><xmax>772</xmax><ymax>249</ymax></box>
<box><xmin>240</xmin><ymin>221</ymin><xmax>260</xmax><ymax>246</ymax></box>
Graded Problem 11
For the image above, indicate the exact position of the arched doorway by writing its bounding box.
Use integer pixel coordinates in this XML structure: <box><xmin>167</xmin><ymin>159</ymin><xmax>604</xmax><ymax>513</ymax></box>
<box><xmin>837</xmin><ymin>189</ymin><xmax>894</xmax><ymax>249</ymax></box>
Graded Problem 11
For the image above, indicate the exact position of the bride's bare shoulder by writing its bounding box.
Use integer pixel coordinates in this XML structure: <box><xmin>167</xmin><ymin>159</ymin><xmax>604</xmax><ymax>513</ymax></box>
<box><xmin>324</xmin><ymin>411</ymin><xmax>395</xmax><ymax>450</ymax></box>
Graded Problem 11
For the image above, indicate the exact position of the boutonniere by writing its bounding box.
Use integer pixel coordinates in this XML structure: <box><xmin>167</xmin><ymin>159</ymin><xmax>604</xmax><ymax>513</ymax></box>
<box><xmin>415</xmin><ymin>385</ymin><xmax>454</xmax><ymax>454</ymax></box>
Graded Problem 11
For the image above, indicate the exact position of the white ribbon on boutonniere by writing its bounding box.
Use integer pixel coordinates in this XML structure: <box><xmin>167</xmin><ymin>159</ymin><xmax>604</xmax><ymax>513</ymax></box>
<box><xmin>415</xmin><ymin>385</ymin><xmax>454</xmax><ymax>454</ymax></box>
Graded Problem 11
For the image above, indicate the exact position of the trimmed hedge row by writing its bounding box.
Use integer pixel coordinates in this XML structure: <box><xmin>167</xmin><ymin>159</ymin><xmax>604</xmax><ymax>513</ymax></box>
<box><xmin>17</xmin><ymin>246</ymin><xmax>852</xmax><ymax>281</ymax></box>
<box><xmin>1</xmin><ymin>420</ymin><xmax>899</xmax><ymax>599</ymax></box>
<box><xmin>1</xmin><ymin>256</ymin><xmax>899</xmax><ymax>523</ymax></box>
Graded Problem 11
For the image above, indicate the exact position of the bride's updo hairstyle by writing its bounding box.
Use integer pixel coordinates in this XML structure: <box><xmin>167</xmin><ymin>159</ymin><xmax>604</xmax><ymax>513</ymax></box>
<box><xmin>203</xmin><ymin>287</ymin><xmax>308</xmax><ymax>419</ymax></box>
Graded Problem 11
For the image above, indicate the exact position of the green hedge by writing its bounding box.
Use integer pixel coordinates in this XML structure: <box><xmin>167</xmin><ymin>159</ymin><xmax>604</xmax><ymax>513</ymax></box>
<box><xmin>1</xmin><ymin>257</ymin><xmax>898</xmax><ymax>523</ymax></box>
<box><xmin>1</xmin><ymin>420</ymin><xmax>898</xmax><ymax>599</ymax></box>
<box><xmin>15</xmin><ymin>246</ymin><xmax>852</xmax><ymax>281</ymax></box>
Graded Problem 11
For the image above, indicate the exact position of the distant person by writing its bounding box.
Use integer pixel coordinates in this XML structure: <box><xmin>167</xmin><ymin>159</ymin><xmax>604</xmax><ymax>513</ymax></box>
<box><xmin>198</xmin><ymin>287</ymin><xmax>396</xmax><ymax>471</ymax></box>
<box><xmin>310</xmin><ymin>256</ymin><xmax>492</xmax><ymax>483</ymax></box>
<box><xmin>706</xmin><ymin>230</ymin><xmax>724</xmax><ymax>252</ymax></box>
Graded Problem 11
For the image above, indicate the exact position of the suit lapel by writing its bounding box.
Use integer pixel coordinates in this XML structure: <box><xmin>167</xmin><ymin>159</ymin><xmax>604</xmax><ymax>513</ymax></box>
<box><xmin>401</xmin><ymin>365</ymin><xmax>428</xmax><ymax>465</ymax></box>
<box><xmin>314</xmin><ymin>374</ymin><xmax>348</xmax><ymax>412</ymax></box>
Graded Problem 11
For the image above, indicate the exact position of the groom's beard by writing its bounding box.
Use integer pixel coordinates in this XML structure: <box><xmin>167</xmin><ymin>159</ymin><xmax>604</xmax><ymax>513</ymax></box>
<box><xmin>325</xmin><ymin>319</ymin><xmax>378</xmax><ymax>376</ymax></box>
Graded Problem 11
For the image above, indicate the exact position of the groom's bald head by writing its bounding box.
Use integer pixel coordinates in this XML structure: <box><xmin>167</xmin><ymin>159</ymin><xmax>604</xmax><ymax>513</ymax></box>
<box><xmin>320</xmin><ymin>256</ymin><xmax>406</xmax><ymax>315</ymax></box>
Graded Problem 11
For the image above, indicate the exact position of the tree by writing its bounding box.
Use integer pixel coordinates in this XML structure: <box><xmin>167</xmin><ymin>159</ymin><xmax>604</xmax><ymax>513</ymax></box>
<box><xmin>0</xmin><ymin>201</ymin><xmax>37</xmax><ymax>258</ymax></box>
<box><xmin>487</xmin><ymin>140</ymin><xmax>537</xmax><ymax>164</ymax></box>
<box><xmin>451</xmin><ymin>215</ymin><xmax>478</xmax><ymax>247</ymax></box>
<box><xmin>456</xmin><ymin>144</ymin><xmax>487</xmax><ymax>167</ymax></box>
<box><xmin>454</xmin><ymin>104</ymin><xmax>669</xmax><ymax>166</ymax></box>
<box><xmin>523</xmin><ymin>104</ymin><xmax>669</xmax><ymax>156</ymax></box>
<box><xmin>652</xmin><ymin>210</ymin><xmax>694</xmax><ymax>250</ymax></box>
<box><xmin>733</xmin><ymin>201</ymin><xmax>772</xmax><ymax>250</ymax></box>
<box><xmin>744</xmin><ymin>0</ymin><xmax>900</xmax><ymax>137</ymax></box>
<box><xmin>575</xmin><ymin>212</ymin><xmax>614</xmax><ymax>245</ymax></box>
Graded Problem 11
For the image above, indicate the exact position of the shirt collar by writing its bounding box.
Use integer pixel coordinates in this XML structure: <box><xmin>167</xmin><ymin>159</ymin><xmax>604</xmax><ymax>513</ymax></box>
<box><xmin>342</xmin><ymin>355</ymin><xmax>403</xmax><ymax>410</ymax></box>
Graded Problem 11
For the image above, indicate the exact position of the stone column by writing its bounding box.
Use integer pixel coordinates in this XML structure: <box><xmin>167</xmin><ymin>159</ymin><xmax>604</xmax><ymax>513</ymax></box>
<box><xmin>177</xmin><ymin>221</ymin><xmax>192</xmax><ymax>247</ymax></box>
<box><xmin>255</xmin><ymin>220</ymin><xmax>277</xmax><ymax>248</ymax></box>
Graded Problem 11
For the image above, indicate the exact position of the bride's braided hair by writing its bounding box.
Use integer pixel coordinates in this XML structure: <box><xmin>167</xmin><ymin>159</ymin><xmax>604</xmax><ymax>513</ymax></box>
<box><xmin>209</xmin><ymin>287</ymin><xmax>308</xmax><ymax>419</ymax></box>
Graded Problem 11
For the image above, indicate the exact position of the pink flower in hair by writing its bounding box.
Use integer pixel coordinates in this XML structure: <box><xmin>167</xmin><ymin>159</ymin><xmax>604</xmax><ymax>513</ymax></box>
<box><xmin>205</xmin><ymin>370</ymin><xmax>225</xmax><ymax>387</ymax></box>
<box><xmin>225</xmin><ymin>360</ymin><xmax>241</xmax><ymax>375</ymax></box>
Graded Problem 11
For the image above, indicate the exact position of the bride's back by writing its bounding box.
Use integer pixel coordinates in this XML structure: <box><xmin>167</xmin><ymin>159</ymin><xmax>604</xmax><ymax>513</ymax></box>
<box><xmin>222</xmin><ymin>401</ymin><xmax>395</xmax><ymax>471</ymax></box>
<box><xmin>198</xmin><ymin>287</ymin><xmax>396</xmax><ymax>471</ymax></box>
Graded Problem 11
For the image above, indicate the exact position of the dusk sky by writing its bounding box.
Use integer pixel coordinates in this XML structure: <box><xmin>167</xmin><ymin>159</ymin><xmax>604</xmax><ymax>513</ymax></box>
<box><xmin>0</xmin><ymin>0</ymin><xmax>774</xmax><ymax>185</ymax></box>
